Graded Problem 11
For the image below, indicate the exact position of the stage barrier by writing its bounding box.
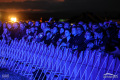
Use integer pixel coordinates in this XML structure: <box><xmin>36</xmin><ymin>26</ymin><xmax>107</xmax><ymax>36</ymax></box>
<box><xmin>0</xmin><ymin>39</ymin><xmax>120</xmax><ymax>80</ymax></box>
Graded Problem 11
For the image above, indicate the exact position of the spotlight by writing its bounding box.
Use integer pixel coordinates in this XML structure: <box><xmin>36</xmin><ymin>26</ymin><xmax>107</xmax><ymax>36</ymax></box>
<box><xmin>11</xmin><ymin>17</ymin><xmax>17</xmax><ymax>22</ymax></box>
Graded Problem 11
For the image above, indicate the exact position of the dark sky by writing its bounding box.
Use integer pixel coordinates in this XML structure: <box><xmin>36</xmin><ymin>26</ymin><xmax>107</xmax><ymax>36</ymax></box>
<box><xmin>0</xmin><ymin>0</ymin><xmax>120</xmax><ymax>13</ymax></box>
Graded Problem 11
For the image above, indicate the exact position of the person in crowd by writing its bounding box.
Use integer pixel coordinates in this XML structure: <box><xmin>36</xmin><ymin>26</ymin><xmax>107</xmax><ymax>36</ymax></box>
<box><xmin>109</xmin><ymin>29</ymin><xmax>120</xmax><ymax>59</ymax></box>
<box><xmin>43</xmin><ymin>31</ymin><xmax>52</xmax><ymax>46</ymax></box>
<box><xmin>59</xmin><ymin>29</ymin><xmax>72</xmax><ymax>48</ymax></box>
<box><xmin>0</xmin><ymin>20</ymin><xmax>120</xmax><ymax>59</ymax></box>
<box><xmin>57</xmin><ymin>27</ymin><xmax>65</xmax><ymax>46</ymax></box>
<box><xmin>83</xmin><ymin>30</ymin><xmax>95</xmax><ymax>50</ymax></box>
<box><xmin>78</xmin><ymin>21</ymin><xmax>84</xmax><ymax>25</ymax></box>
<box><xmin>3</xmin><ymin>22</ymin><xmax>7</xmax><ymax>29</ymax></box>
<box><xmin>64</xmin><ymin>22</ymin><xmax>70</xmax><ymax>29</ymax></box>
<box><xmin>92</xmin><ymin>23</ymin><xmax>99</xmax><ymax>32</ymax></box>
<box><xmin>26</xmin><ymin>27</ymin><xmax>36</xmax><ymax>42</ymax></box>
<box><xmin>83</xmin><ymin>23</ymin><xmax>88</xmax><ymax>31</ymax></box>
<box><xmin>34</xmin><ymin>21</ymin><xmax>42</xmax><ymax>34</ymax></box>
<box><xmin>27</xmin><ymin>21</ymin><xmax>32</xmax><ymax>28</ymax></box>
<box><xmin>2</xmin><ymin>28</ymin><xmax>11</xmax><ymax>43</ymax></box>
<box><xmin>7</xmin><ymin>22</ymin><xmax>12</xmax><ymax>31</ymax></box>
<box><xmin>71</xmin><ymin>27</ymin><xmax>78</xmax><ymax>49</ymax></box>
<box><xmin>24</xmin><ymin>29</ymin><xmax>30</xmax><ymax>41</ymax></box>
<box><xmin>59</xmin><ymin>27</ymin><xmax>65</xmax><ymax>38</ymax></box>
<box><xmin>58</xmin><ymin>22</ymin><xmax>64</xmax><ymax>28</ymax></box>
<box><xmin>11</xmin><ymin>22</ymin><xmax>20</xmax><ymax>40</ymax></box>
<box><xmin>34</xmin><ymin>32</ymin><xmax>44</xmax><ymax>43</ymax></box>
<box><xmin>46</xmin><ymin>22</ymin><xmax>51</xmax><ymax>28</ymax></box>
<box><xmin>51</xmin><ymin>27</ymin><xmax>60</xmax><ymax>46</ymax></box>
<box><xmin>18</xmin><ymin>23</ymin><xmax>26</xmax><ymax>40</ymax></box>
<box><xmin>76</xmin><ymin>26</ymin><xmax>85</xmax><ymax>51</ymax></box>
<box><xmin>6</xmin><ymin>22</ymin><xmax>13</xmax><ymax>39</ymax></box>
<box><xmin>41</xmin><ymin>22</ymin><xmax>48</xmax><ymax>36</ymax></box>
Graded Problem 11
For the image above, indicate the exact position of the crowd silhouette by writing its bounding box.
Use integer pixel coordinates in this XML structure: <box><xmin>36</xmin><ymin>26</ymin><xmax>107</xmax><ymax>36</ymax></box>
<box><xmin>0</xmin><ymin>19</ymin><xmax>120</xmax><ymax>59</ymax></box>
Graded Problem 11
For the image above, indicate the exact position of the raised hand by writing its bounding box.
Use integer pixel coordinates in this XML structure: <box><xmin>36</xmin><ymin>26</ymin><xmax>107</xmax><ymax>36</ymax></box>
<box><xmin>48</xmin><ymin>17</ymin><xmax>53</xmax><ymax>22</ymax></box>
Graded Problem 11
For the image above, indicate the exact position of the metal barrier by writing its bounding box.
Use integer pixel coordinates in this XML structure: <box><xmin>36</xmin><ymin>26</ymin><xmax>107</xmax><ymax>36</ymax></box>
<box><xmin>0</xmin><ymin>39</ymin><xmax>120</xmax><ymax>80</ymax></box>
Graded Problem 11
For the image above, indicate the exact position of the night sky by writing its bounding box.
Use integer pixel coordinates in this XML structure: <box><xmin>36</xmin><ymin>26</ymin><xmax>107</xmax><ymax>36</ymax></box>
<box><xmin>0</xmin><ymin>0</ymin><xmax>120</xmax><ymax>21</ymax></box>
<box><xmin>0</xmin><ymin>0</ymin><xmax>120</xmax><ymax>13</ymax></box>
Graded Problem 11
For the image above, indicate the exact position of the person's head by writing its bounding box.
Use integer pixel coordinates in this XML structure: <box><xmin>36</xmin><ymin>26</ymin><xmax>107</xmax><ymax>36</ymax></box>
<box><xmin>30</xmin><ymin>22</ymin><xmax>34</xmax><ymax>27</ymax></box>
<box><xmin>78</xmin><ymin>21</ymin><xmax>84</xmax><ymax>25</ymax></box>
<box><xmin>92</xmin><ymin>23</ymin><xmax>99</xmax><ymax>31</ymax></box>
<box><xmin>109</xmin><ymin>22</ymin><xmax>116</xmax><ymax>27</ymax></box>
<box><xmin>13</xmin><ymin>22</ymin><xmax>19</xmax><ymax>29</ymax></box>
<box><xmin>87</xmin><ymin>42</ymin><xmax>94</xmax><ymax>49</ymax></box>
<box><xmin>35</xmin><ymin>21</ymin><xmax>40</xmax><ymax>27</ymax></box>
<box><xmin>7</xmin><ymin>22</ymin><xmax>12</xmax><ymax>29</ymax></box>
<box><xmin>24</xmin><ymin>22</ymin><xmax>28</xmax><ymax>27</ymax></box>
<box><xmin>94</xmin><ymin>28</ymin><xmax>104</xmax><ymax>39</ymax></box>
<box><xmin>72</xmin><ymin>24</ymin><xmax>76</xmax><ymax>27</ymax></box>
<box><xmin>64</xmin><ymin>22</ymin><xmax>70</xmax><ymax>29</ymax></box>
<box><xmin>88</xmin><ymin>22</ymin><xmax>92</xmax><ymax>28</ymax></box>
<box><xmin>3</xmin><ymin>22</ymin><xmax>7</xmax><ymax>28</ymax></box>
<box><xmin>83</xmin><ymin>24</ymin><xmax>88</xmax><ymax>31</ymax></box>
<box><xmin>28</xmin><ymin>21</ymin><xmax>32</xmax><ymax>26</ymax></box>
<box><xmin>65</xmin><ymin>29</ymin><xmax>71</xmax><ymax>37</ymax></box>
<box><xmin>20</xmin><ymin>23</ymin><xmax>25</xmax><ymax>30</ymax></box>
<box><xmin>46</xmin><ymin>31</ymin><xmax>51</xmax><ymax>36</ymax></box>
<box><xmin>3</xmin><ymin>28</ymin><xmax>8</xmax><ymax>34</ymax></box>
<box><xmin>43</xmin><ymin>27</ymin><xmax>50</xmax><ymax>35</ymax></box>
<box><xmin>84</xmin><ymin>31</ymin><xmax>93</xmax><ymax>40</ymax></box>
<box><xmin>58</xmin><ymin>23</ymin><xmax>63</xmax><ymax>28</ymax></box>
<box><xmin>60</xmin><ymin>27</ymin><xmax>64</xmax><ymax>34</ymax></box>
<box><xmin>46</xmin><ymin>31</ymin><xmax>52</xmax><ymax>39</ymax></box>
<box><xmin>41</xmin><ymin>22</ymin><xmax>46</xmax><ymax>30</ymax></box>
<box><xmin>71</xmin><ymin>27</ymin><xmax>77</xmax><ymax>36</ymax></box>
<box><xmin>77</xmin><ymin>26</ymin><xmax>84</xmax><ymax>35</ymax></box>
<box><xmin>19</xmin><ymin>21</ymin><xmax>22</xmax><ymax>24</ymax></box>
<box><xmin>26</xmin><ymin>29</ymin><xmax>29</xmax><ymax>35</ymax></box>
<box><xmin>31</xmin><ymin>27</ymin><xmax>35</xmax><ymax>33</ymax></box>
<box><xmin>52</xmin><ymin>27</ymin><xmax>58</xmax><ymax>34</ymax></box>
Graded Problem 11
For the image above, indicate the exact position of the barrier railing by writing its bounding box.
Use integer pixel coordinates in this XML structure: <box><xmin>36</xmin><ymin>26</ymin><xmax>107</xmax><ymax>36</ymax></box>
<box><xmin>0</xmin><ymin>39</ymin><xmax>120</xmax><ymax>80</ymax></box>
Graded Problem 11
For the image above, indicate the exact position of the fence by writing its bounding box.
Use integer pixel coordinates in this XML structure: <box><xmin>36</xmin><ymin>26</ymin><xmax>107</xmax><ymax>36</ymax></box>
<box><xmin>0</xmin><ymin>39</ymin><xmax>120</xmax><ymax>80</ymax></box>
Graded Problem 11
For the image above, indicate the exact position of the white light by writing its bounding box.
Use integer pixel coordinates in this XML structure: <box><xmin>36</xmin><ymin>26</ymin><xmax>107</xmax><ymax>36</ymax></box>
<box><xmin>11</xmin><ymin>17</ymin><xmax>17</xmax><ymax>22</ymax></box>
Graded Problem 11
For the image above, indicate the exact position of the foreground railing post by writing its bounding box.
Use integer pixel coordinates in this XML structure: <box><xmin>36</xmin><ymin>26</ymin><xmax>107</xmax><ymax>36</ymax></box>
<box><xmin>29</xmin><ymin>43</ymin><xmax>44</xmax><ymax>79</ymax></box>
<box><xmin>38</xmin><ymin>44</ymin><xmax>57</xmax><ymax>80</ymax></box>
<box><xmin>63</xmin><ymin>51</ymin><xmax>83</xmax><ymax>80</ymax></box>
<box><xmin>80</xmin><ymin>50</ymin><xmax>101</xmax><ymax>80</ymax></box>
<box><xmin>33</xmin><ymin>44</ymin><xmax>51</xmax><ymax>80</ymax></box>
<box><xmin>103</xmin><ymin>55</ymin><xmax>115</xmax><ymax>80</ymax></box>
<box><xmin>112</xmin><ymin>62</ymin><xmax>120</xmax><ymax>80</ymax></box>
<box><xmin>45</xmin><ymin>47</ymin><xmax>64</xmax><ymax>80</ymax></box>
<box><xmin>0</xmin><ymin>44</ymin><xmax>7</xmax><ymax>68</ymax></box>
<box><xmin>54</xmin><ymin>48</ymin><xmax>72</xmax><ymax>80</ymax></box>
<box><xmin>8</xmin><ymin>47</ymin><xmax>17</xmax><ymax>70</ymax></box>
<box><xmin>94</xmin><ymin>54</ymin><xmax>108</xmax><ymax>80</ymax></box>
<box><xmin>73</xmin><ymin>50</ymin><xmax>95</xmax><ymax>80</ymax></box>
<box><xmin>42</xmin><ymin>46</ymin><xmax>62</xmax><ymax>80</ymax></box>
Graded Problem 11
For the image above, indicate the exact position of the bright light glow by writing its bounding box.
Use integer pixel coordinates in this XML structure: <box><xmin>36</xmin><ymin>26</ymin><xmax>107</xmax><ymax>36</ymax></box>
<box><xmin>11</xmin><ymin>17</ymin><xmax>17</xmax><ymax>22</ymax></box>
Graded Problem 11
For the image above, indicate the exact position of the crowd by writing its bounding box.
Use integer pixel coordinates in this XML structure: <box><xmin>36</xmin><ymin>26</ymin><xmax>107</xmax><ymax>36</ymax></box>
<box><xmin>0</xmin><ymin>19</ymin><xmax>120</xmax><ymax>58</ymax></box>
